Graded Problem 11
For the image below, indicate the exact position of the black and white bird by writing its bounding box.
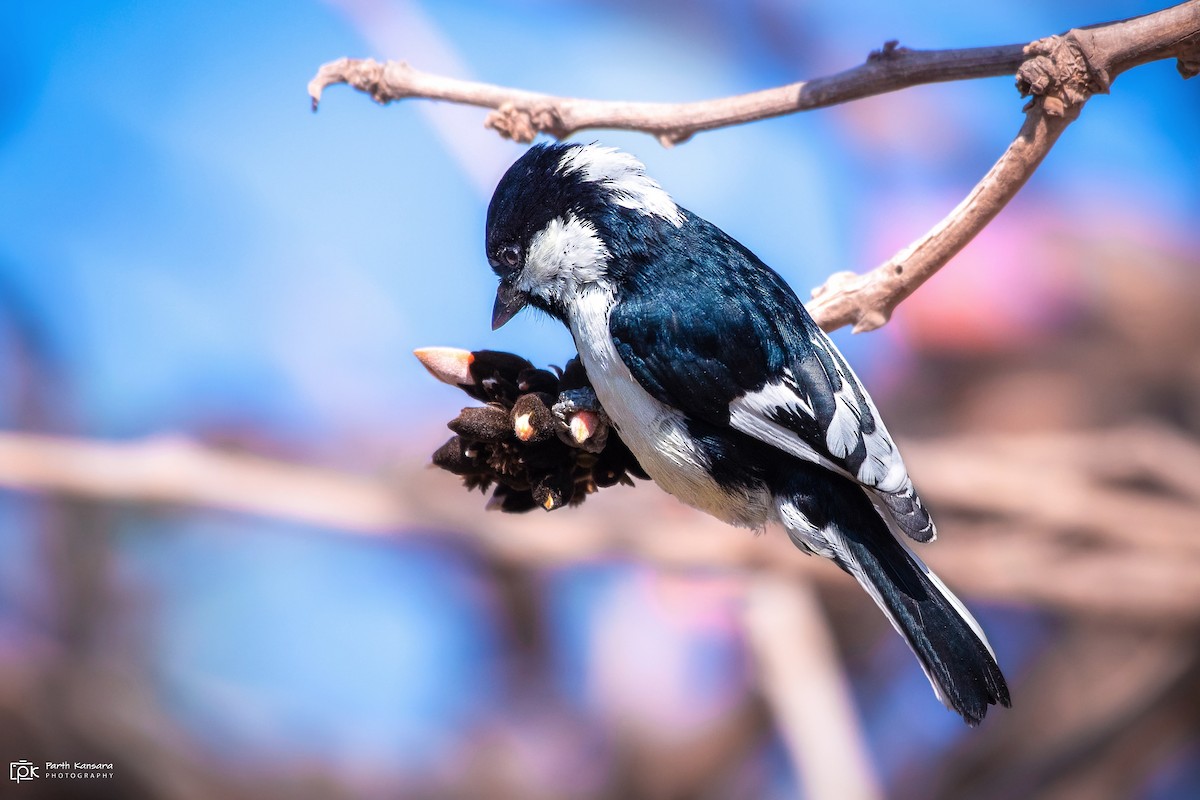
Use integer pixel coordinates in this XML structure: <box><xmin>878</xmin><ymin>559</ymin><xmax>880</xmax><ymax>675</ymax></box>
<box><xmin>484</xmin><ymin>142</ymin><xmax>1010</xmax><ymax>725</ymax></box>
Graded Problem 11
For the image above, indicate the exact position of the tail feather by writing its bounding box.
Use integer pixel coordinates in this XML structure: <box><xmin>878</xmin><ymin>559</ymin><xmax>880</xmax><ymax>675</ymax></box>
<box><xmin>778</xmin><ymin>467</ymin><xmax>1009</xmax><ymax>725</ymax></box>
<box><xmin>836</xmin><ymin>521</ymin><xmax>1010</xmax><ymax>724</ymax></box>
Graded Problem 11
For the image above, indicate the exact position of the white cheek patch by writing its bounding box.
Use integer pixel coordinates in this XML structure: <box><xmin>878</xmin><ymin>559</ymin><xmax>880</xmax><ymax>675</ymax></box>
<box><xmin>520</xmin><ymin>214</ymin><xmax>612</xmax><ymax>301</ymax></box>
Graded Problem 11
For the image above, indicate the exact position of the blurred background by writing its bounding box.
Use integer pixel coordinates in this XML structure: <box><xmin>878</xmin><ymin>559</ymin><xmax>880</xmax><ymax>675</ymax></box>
<box><xmin>1</xmin><ymin>1</ymin><xmax>1199</xmax><ymax>798</ymax></box>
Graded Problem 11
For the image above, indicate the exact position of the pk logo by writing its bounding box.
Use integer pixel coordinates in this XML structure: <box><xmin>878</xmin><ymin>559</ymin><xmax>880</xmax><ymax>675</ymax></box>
<box><xmin>10</xmin><ymin>761</ymin><xmax>38</xmax><ymax>783</ymax></box>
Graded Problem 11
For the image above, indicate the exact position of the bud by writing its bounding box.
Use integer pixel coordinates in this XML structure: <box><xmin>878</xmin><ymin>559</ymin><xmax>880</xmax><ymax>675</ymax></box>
<box><xmin>432</xmin><ymin>436</ymin><xmax>484</xmax><ymax>476</ymax></box>
<box><xmin>532</xmin><ymin>467</ymin><xmax>576</xmax><ymax>511</ymax></box>
<box><xmin>511</xmin><ymin>393</ymin><xmax>556</xmax><ymax>443</ymax></box>
<box><xmin>487</xmin><ymin>484</ymin><xmax>537</xmax><ymax>513</ymax></box>
<box><xmin>517</xmin><ymin>367</ymin><xmax>560</xmax><ymax>395</ymax></box>
<box><xmin>414</xmin><ymin>347</ymin><xmax>475</xmax><ymax>387</ymax></box>
<box><xmin>449</xmin><ymin>405</ymin><xmax>513</xmax><ymax>442</ymax></box>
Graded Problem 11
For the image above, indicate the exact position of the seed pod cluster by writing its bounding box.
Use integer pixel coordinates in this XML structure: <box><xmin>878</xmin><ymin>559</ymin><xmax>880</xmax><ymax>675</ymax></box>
<box><xmin>415</xmin><ymin>347</ymin><xmax>648</xmax><ymax>512</ymax></box>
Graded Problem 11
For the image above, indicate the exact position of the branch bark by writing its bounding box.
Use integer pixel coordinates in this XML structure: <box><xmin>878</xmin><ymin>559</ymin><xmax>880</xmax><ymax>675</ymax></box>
<box><xmin>308</xmin><ymin>2</ymin><xmax>1200</xmax><ymax>334</ymax></box>
<box><xmin>810</xmin><ymin>1</ymin><xmax>1200</xmax><ymax>332</ymax></box>
<box><xmin>308</xmin><ymin>43</ymin><xmax>1029</xmax><ymax>147</ymax></box>
<box><xmin>808</xmin><ymin>104</ymin><xmax>1075</xmax><ymax>332</ymax></box>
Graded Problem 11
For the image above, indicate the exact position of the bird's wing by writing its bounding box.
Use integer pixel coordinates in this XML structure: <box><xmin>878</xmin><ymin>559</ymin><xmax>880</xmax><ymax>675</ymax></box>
<box><xmin>607</xmin><ymin>240</ymin><xmax>934</xmax><ymax>541</ymax></box>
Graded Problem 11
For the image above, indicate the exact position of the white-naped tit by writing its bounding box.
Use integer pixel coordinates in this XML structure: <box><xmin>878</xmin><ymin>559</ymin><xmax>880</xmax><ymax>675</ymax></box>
<box><xmin>484</xmin><ymin>142</ymin><xmax>1010</xmax><ymax>725</ymax></box>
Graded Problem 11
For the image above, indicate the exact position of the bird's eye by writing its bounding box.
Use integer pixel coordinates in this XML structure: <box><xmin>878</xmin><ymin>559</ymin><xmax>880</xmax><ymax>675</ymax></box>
<box><xmin>500</xmin><ymin>244</ymin><xmax>521</xmax><ymax>269</ymax></box>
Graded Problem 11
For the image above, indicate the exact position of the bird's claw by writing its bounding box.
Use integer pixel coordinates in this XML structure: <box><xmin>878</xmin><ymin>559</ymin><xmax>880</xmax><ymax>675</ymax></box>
<box><xmin>552</xmin><ymin>388</ymin><xmax>610</xmax><ymax>452</ymax></box>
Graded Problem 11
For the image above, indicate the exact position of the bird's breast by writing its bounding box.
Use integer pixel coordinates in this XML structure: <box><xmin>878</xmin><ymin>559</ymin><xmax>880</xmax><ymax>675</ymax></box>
<box><xmin>567</xmin><ymin>290</ymin><xmax>765</xmax><ymax>528</ymax></box>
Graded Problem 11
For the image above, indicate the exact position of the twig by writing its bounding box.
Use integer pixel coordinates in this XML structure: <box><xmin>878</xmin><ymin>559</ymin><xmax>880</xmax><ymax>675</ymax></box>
<box><xmin>743</xmin><ymin>575</ymin><xmax>883</xmax><ymax>800</ymax></box>
<box><xmin>307</xmin><ymin>4</ymin><xmax>1199</xmax><ymax>148</ymax></box>
<box><xmin>807</xmin><ymin>104</ymin><xmax>1074</xmax><ymax>332</ymax></box>
<box><xmin>308</xmin><ymin>43</ymin><xmax>1028</xmax><ymax>148</ymax></box>
<box><xmin>308</xmin><ymin>3</ymin><xmax>1200</xmax><ymax>334</ymax></box>
<box><xmin>809</xmin><ymin>1</ymin><xmax>1200</xmax><ymax>332</ymax></box>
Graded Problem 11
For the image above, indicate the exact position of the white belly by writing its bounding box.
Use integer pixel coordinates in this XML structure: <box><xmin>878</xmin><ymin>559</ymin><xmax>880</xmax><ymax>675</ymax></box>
<box><xmin>567</xmin><ymin>290</ymin><xmax>763</xmax><ymax>527</ymax></box>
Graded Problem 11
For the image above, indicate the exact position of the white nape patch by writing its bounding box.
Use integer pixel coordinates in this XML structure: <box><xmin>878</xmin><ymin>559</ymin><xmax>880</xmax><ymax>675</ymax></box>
<box><xmin>558</xmin><ymin>144</ymin><xmax>685</xmax><ymax>227</ymax></box>
<box><xmin>566</xmin><ymin>289</ymin><xmax>768</xmax><ymax>528</ymax></box>
<box><xmin>519</xmin><ymin>213</ymin><xmax>612</xmax><ymax>303</ymax></box>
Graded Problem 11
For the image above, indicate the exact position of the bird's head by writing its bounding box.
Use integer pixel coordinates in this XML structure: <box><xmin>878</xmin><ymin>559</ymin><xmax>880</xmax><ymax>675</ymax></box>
<box><xmin>484</xmin><ymin>142</ymin><xmax>684</xmax><ymax>328</ymax></box>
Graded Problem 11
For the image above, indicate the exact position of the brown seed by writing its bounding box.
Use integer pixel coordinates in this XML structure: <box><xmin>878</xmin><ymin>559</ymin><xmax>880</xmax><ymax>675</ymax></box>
<box><xmin>569</xmin><ymin>410</ymin><xmax>601</xmax><ymax>444</ymax></box>
<box><xmin>432</xmin><ymin>436</ymin><xmax>482</xmax><ymax>475</ymax></box>
<box><xmin>559</xmin><ymin>356</ymin><xmax>589</xmax><ymax>391</ymax></box>
<box><xmin>470</xmin><ymin>350</ymin><xmax>534</xmax><ymax>384</ymax></box>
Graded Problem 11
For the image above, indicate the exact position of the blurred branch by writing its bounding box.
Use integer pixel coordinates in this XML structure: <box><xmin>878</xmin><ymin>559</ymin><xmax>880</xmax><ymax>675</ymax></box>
<box><xmin>308</xmin><ymin>2</ymin><xmax>1200</xmax><ymax>334</ymax></box>
<box><xmin>744</xmin><ymin>575</ymin><xmax>882</xmax><ymax>800</ymax></box>
<box><xmin>911</xmin><ymin>625</ymin><xmax>1200</xmax><ymax>800</ymax></box>
<box><xmin>2</xmin><ymin>425</ymin><xmax>1200</xmax><ymax>623</ymax></box>
<box><xmin>0</xmin><ymin>432</ymin><xmax>405</xmax><ymax>531</ymax></box>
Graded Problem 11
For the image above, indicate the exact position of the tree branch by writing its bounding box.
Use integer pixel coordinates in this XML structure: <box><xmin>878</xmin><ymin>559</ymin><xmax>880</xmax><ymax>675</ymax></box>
<box><xmin>308</xmin><ymin>2</ymin><xmax>1199</xmax><ymax>334</ymax></box>
<box><xmin>307</xmin><ymin>4</ymin><xmax>1199</xmax><ymax>146</ymax></box>
<box><xmin>308</xmin><ymin>42</ymin><xmax>1028</xmax><ymax>147</ymax></box>
<box><xmin>810</xmin><ymin>1</ymin><xmax>1200</xmax><ymax>331</ymax></box>
<box><xmin>808</xmin><ymin>103</ymin><xmax>1074</xmax><ymax>332</ymax></box>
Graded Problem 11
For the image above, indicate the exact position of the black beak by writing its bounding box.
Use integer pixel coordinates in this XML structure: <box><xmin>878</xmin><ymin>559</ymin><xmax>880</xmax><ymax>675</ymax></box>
<box><xmin>491</xmin><ymin>279</ymin><xmax>528</xmax><ymax>330</ymax></box>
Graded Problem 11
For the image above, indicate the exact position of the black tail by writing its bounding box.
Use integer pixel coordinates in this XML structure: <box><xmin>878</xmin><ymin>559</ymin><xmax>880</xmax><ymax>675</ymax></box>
<box><xmin>839</xmin><ymin>514</ymin><xmax>1010</xmax><ymax>725</ymax></box>
<box><xmin>779</xmin><ymin>468</ymin><xmax>1010</xmax><ymax>725</ymax></box>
